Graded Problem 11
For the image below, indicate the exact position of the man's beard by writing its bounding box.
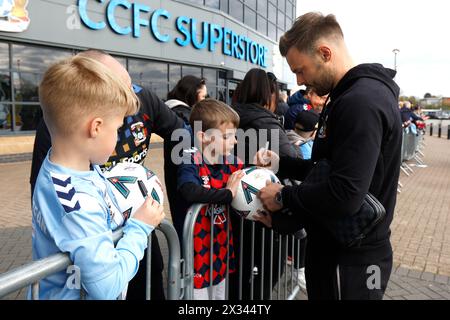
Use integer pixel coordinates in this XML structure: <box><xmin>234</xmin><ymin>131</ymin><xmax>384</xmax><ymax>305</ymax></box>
<box><xmin>309</xmin><ymin>64</ymin><xmax>335</xmax><ymax>96</ymax></box>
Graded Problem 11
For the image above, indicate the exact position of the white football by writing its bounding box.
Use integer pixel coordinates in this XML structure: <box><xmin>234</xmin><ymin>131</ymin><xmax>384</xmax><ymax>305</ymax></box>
<box><xmin>104</xmin><ymin>162</ymin><xmax>164</xmax><ymax>223</ymax></box>
<box><xmin>231</xmin><ymin>167</ymin><xmax>280</xmax><ymax>221</ymax></box>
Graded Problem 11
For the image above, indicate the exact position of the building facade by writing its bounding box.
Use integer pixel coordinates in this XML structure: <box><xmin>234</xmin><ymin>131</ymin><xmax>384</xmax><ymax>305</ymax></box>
<box><xmin>0</xmin><ymin>0</ymin><xmax>297</xmax><ymax>135</ymax></box>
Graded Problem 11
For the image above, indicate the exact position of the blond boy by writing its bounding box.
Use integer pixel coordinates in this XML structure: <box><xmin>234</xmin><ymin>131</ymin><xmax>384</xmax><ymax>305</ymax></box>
<box><xmin>31</xmin><ymin>56</ymin><xmax>164</xmax><ymax>299</ymax></box>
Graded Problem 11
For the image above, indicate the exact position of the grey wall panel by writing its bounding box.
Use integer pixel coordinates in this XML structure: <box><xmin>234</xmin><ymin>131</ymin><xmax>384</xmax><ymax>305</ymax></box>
<box><xmin>0</xmin><ymin>0</ymin><xmax>275</xmax><ymax>78</ymax></box>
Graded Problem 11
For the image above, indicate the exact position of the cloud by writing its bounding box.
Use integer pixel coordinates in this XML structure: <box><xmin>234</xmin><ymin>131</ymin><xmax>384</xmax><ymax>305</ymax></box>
<box><xmin>296</xmin><ymin>0</ymin><xmax>450</xmax><ymax>97</ymax></box>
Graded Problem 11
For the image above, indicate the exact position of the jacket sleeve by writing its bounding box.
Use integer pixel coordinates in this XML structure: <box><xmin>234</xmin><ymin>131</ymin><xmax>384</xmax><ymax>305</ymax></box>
<box><xmin>277</xmin><ymin>156</ymin><xmax>313</xmax><ymax>181</ymax></box>
<box><xmin>55</xmin><ymin>193</ymin><xmax>153</xmax><ymax>300</ymax></box>
<box><xmin>177</xmin><ymin>162</ymin><xmax>233</xmax><ymax>204</ymax></box>
<box><xmin>282</xmin><ymin>94</ymin><xmax>383</xmax><ymax>218</ymax></box>
<box><xmin>30</xmin><ymin>118</ymin><xmax>51</xmax><ymax>196</ymax></box>
<box><xmin>179</xmin><ymin>182</ymin><xmax>233</xmax><ymax>204</ymax></box>
<box><xmin>271</xmin><ymin>209</ymin><xmax>305</xmax><ymax>235</ymax></box>
<box><xmin>138</xmin><ymin>87</ymin><xmax>185</xmax><ymax>140</ymax></box>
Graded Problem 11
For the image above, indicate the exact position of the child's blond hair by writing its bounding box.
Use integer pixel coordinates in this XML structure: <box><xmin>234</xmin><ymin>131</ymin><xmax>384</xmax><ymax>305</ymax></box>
<box><xmin>39</xmin><ymin>55</ymin><xmax>139</xmax><ymax>136</ymax></box>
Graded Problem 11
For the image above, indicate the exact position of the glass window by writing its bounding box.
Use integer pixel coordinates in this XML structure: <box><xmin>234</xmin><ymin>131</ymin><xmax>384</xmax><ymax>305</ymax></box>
<box><xmin>257</xmin><ymin>15</ymin><xmax>267</xmax><ymax>36</ymax></box>
<box><xmin>180</xmin><ymin>0</ymin><xmax>204</xmax><ymax>5</ymax></box>
<box><xmin>245</xmin><ymin>0</ymin><xmax>256</xmax><ymax>10</ymax></box>
<box><xmin>286</xmin><ymin>1</ymin><xmax>293</xmax><ymax>20</ymax></box>
<box><xmin>268</xmin><ymin>23</ymin><xmax>276</xmax><ymax>41</ymax></box>
<box><xmin>286</xmin><ymin>17</ymin><xmax>293</xmax><ymax>30</ymax></box>
<box><xmin>149</xmin><ymin>82</ymin><xmax>168</xmax><ymax>101</ymax></box>
<box><xmin>268</xmin><ymin>2</ymin><xmax>276</xmax><ymax>24</ymax></box>
<box><xmin>220</xmin><ymin>0</ymin><xmax>229</xmax><ymax>12</ymax></box>
<box><xmin>169</xmin><ymin>64</ymin><xmax>182</xmax><ymax>91</ymax></box>
<box><xmin>277</xmin><ymin>10</ymin><xmax>285</xmax><ymax>29</ymax></box>
<box><xmin>217</xmin><ymin>87</ymin><xmax>227</xmax><ymax>103</ymax></box>
<box><xmin>205</xmin><ymin>0</ymin><xmax>220</xmax><ymax>9</ymax></box>
<box><xmin>257</xmin><ymin>0</ymin><xmax>267</xmax><ymax>15</ymax></box>
<box><xmin>12</xmin><ymin>44</ymin><xmax>72</xmax><ymax>73</ymax></box>
<box><xmin>128</xmin><ymin>59</ymin><xmax>168</xmax><ymax>83</ymax></box>
<box><xmin>291</xmin><ymin>1</ymin><xmax>296</xmax><ymax>20</ymax></box>
<box><xmin>202</xmin><ymin>68</ymin><xmax>217</xmax><ymax>86</ymax></box>
<box><xmin>0</xmin><ymin>103</ymin><xmax>11</xmax><ymax>131</ymax></box>
<box><xmin>13</xmin><ymin>72</ymin><xmax>40</xmax><ymax>102</ymax></box>
<box><xmin>218</xmin><ymin>71</ymin><xmax>227</xmax><ymax>87</ymax></box>
<box><xmin>278</xmin><ymin>0</ymin><xmax>285</xmax><ymax>12</ymax></box>
<box><xmin>15</xmin><ymin>104</ymin><xmax>42</xmax><ymax>131</ymax></box>
<box><xmin>229</xmin><ymin>0</ymin><xmax>243</xmax><ymax>22</ymax></box>
<box><xmin>182</xmin><ymin>65</ymin><xmax>202</xmax><ymax>78</ymax></box>
<box><xmin>277</xmin><ymin>28</ymin><xmax>284</xmax><ymax>41</ymax></box>
<box><xmin>244</xmin><ymin>6</ymin><xmax>256</xmax><ymax>29</ymax></box>
<box><xmin>0</xmin><ymin>70</ymin><xmax>12</xmax><ymax>102</ymax></box>
<box><xmin>0</xmin><ymin>43</ymin><xmax>9</xmax><ymax>70</ymax></box>
<box><xmin>207</xmin><ymin>86</ymin><xmax>217</xmax><ymax>99</ymax></box>
<box><xmin>129</xmin><ymin>59</ymin><xmax>168</xmax><ymax>99</ymax></box>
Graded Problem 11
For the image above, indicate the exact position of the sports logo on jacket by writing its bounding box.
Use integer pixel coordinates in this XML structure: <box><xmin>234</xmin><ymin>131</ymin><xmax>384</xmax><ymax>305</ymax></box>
<box><xmin>318</xmin><ymin>114</ymin><xmax>328</xmax><ymax>139</ymax></box>
<box><xmin>130</xmin><ymin>121</ymin><xmax>146</xmax><ymax>146</ymax></box>
<box><xmin>206</xmin><ymin>204</ymin><xmax>227</xmax><ymax>224</ymax></box>
<box><xmin>51</xmin><ymin>173</ymin><xmax>80</xmax><ymax>213</ymax></box>
<box><xmin>201</xmin><ymin>176</ymin><xmax>210</xmax><ymax>188</ymax></box>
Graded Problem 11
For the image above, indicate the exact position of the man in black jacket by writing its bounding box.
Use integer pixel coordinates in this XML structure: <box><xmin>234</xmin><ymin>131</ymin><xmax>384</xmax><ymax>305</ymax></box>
<box><xmin>258</xmin><ymin>12</ymin><xmax>402</xmax><ymax>300</ymax></box>
<box><xmin>30</xmin><ymin>50</ymin><xmax>185</xmax><ymax>300</ymax></box>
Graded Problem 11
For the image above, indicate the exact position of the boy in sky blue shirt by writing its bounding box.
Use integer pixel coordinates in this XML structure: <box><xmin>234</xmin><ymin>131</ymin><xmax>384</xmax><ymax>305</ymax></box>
<box><xmin>31</xmin><ymin>55</ymin><xmax>165</xmax><ymax>299</ymax></box>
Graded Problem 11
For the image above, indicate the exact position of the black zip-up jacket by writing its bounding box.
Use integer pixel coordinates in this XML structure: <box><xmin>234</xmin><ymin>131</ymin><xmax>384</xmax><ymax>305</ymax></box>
<box><xmin>278</xmin><ymin>63</ymin><xmax>402</xmax><ymax>264</ymax></box>
<box><xmin>232</xmin><ymin>102</ymin><xmax>300</xmax><ymax>164</ymax></box>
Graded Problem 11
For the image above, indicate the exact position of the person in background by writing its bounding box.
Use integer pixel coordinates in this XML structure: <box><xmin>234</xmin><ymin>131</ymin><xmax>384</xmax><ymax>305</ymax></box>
<box><xmin>163</xmin><ymin>75</ymin><xmax>208</xmax><ymax>237</ymax></box>
<box><xmin>165</xmin><ymin>75</ymin><xmax>207</xmax><ymax>124</ymax></box>
<box><xmin>267</xmin><ymin>72</ymin><xmax>289</xmax><ymax>118</ymax></box>
<box><xmin>176</xmin><ymin>99</ymin><xmax>245</xmax><ymax>299</ymax></box>
<box><xmin>284</xmin><ymin>86</ymin><xmax>325</xmax><ymax>130</ymax></box>
<box><xmin>287</xmin><ymin>110</ymin><xmax>320</xmax><ymax>160</ymax></box>
<box><xmin>400</xmin><ymin>101</ymin><xmax>423</xmax><ymax>134</ymax></box>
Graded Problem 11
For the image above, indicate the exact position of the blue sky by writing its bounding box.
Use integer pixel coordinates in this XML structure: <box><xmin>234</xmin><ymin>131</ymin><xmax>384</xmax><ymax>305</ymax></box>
<box><xmin>296</xmin><ymin>0</ymin><xmax>450</xmax><ymax>98</ymax></box>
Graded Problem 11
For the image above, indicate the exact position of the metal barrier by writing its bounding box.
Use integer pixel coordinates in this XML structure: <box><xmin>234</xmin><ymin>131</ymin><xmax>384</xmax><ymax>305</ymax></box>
<box><xmin>182</xmin><ymin>203</ymin><xmax>303</xmax><ymax>300</ymax></box>
<box><xmin>0</xmin><ymin>219</ymin><xmax>181</xmax><ymax>300</ymax></box>
<box><xmin>398</xmin><ymin>128</ymin><xmax>426</xmax><ymax>193</ymax></box>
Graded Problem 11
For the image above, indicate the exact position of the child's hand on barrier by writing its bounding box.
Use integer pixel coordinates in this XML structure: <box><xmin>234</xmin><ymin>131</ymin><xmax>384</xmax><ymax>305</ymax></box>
<box><xmin>133</xmin><ymin>197</ymin><xmax>165</xmax><ymax>227</ymax></box>
<box><xmin>226</xmin><ymin>170</ymin><xmax>245</xmax><ymax>198</ymax></box>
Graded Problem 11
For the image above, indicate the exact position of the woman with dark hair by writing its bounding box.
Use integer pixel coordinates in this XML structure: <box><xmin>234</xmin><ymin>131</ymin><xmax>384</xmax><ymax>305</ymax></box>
<box><xmin>165</xmin><ymin>75</ymin><xmax>207</xmax><ymax>123</ymax></box>
<box><xmin>229</xmin><ymin>68</ymin><xmax>301</xmax><ymax>300</ymax></box>
<box><xmin>232</xmin><ymin>68</ymin><xmax>299</xmax><ymax>162</ymax></box>
<box><xmin>267</xmin><ymin>71</ymin><xmax>289</xmax><ymax>118</ymax></box>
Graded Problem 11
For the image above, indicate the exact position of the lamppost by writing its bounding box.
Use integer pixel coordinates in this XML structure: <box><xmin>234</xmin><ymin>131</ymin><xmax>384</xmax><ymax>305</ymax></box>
<box><xmin>392</xmin><ymin>49</ymin><xmax>400</xmax><ymax>71</ymax></box>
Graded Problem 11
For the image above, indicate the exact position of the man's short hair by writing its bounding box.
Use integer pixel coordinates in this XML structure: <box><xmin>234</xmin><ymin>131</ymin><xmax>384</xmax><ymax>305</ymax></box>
<box><xmin>189</xmin><ymin>99</ymin><xmax>239</xmax><ymax>133</ymax></box>
<box><xmin>39</xmin><ymin>56</ymin><xmax>139</xmax><ymax>136</ymax></box>
<box><xmin>279</xmin><ymin>12</ymin><xmax>344</xmax><ymax>56</ymax></box>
